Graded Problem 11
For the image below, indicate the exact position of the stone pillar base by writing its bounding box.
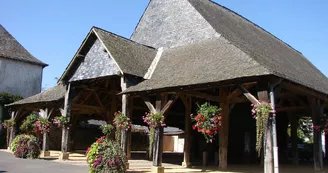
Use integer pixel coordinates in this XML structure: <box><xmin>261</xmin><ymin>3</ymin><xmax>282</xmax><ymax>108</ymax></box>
<box><xmin>41</xmin><ymin>151</ymin><xmax>51</xmax><ymax>157</ymax></box>
<box><xmin>151</xmin><ymin>166</ymin><xmax>164</xmax><ymax>173</ymax></box>
<box><xmin>182</xmin><ymin>161</ymin><xmax>192</xmax><ymax>168</ymax></box>
<box><xmin>7</xmin><ymin>147</ymin><xmax>11</xmax><ymax>152</ymax></box>
<box><xmin>59</xmin><ymin>152</ymin><xmax>69</xmax><ymax>160</ymax></box>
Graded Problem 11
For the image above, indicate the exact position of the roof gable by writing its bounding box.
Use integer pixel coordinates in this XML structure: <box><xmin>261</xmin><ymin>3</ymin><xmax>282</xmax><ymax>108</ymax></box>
<box><xmin>131</xmin><ymin>0</ymin><xmax>219</xmax><ymax>48</ymax></box>
<box><xmin>60</xmin><ymin>27</ymin><xmax>157</xmax><ymax>81</ymax></box>
<box><xmin>0</xmin><ymin>24</ymin><xmax>47</xmax><ymax>67</ymax></box>
<box><xmin>93</xmin><ymin>28</ymin><xmax>157</xmax><ymax>77</ymax></box>
<box><xmin>188</xmin><ymin>0</ymin><xmax>328</xmax><ymax>95</ymax></box>
<box><xmin>69</xmin><ymin>38</ymin><xmax>120</xmax><ymax>82</ymax></box>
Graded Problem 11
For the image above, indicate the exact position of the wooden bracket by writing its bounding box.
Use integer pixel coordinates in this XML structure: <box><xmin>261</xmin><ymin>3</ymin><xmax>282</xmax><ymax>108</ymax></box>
<box><xmin>239</xmin><ymin>85</ymin><xmax>260</xmax><ymax>105</ymax></box>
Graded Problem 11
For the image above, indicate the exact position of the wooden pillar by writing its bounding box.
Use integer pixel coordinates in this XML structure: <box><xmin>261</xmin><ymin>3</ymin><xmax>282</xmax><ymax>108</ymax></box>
<box><xmin>310</xmin><ymin>98</ymin><xmax>324</xmax><ymax>172</ymax></box>
<box><xmin>289</xmin><ymin>114</ymin><xmax>299</xmax><ymax>165</ymax></box>
<box><xmin>60</xmin><ymin>83</ymin><xmax>72</xmax><ymax>160</ymax></box>
<box><xmin>153</xmin><ymin>95</ymin><xmax>164</xmax><ymax>167</ymax></box>
<box><xmin>182</xmin><ymin>95</ymin><xmax>192</xmax><ymax>167</ymax></box>
<box><xmin>258</xmin><ymin>89</ymin><xmax>273</xmax><ymax>173</ymax></box>
<box><xmin>40</xmin><ymin>108</ymin><xmax>52</xmax><ymax>157</ymax></box>
<box><xmin>121</xmin><ymin>76</ymin><xmax>132</xmax><ymax>159</ymax></box>
<box><xmin>143</xmin><ymin>93</ymin><xmax>176</xmax><ymax>173</ymax></box>
<box><xmin>8</xmin><ymin>111</ymin><xmax>16</xmax><ymax>150</ymax></box>
<box><xmin>219</xmin><ymin>88</ymin><xmax>230</xmax><ymax>171</ymax></box>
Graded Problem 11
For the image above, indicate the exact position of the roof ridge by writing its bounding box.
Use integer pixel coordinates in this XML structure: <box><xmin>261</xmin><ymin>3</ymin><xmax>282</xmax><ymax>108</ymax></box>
<box><xmin>204</xmin><ymin>0</ymin><xmax>303</xmax><ymax>56</ymax></box>
<box><xmin>92</xmin><ymin>26</ymin><xmax>157</xmax><ymax>50</ymax></box>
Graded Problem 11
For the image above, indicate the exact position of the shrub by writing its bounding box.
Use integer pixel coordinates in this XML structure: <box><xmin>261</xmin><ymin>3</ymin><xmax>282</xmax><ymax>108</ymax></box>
<box><xmin>86</xmin><ymin>137</ymin><xmax>126</xmax><ymax>173</ymax></box>
<box><xmin>11</xmin><ymin>135</ymin><xmax>24</xmax><ymax>152</ymax></box>
<box><xmin>11</xmin><ymin>134</ymin><xmax>41</xmax><ymax>159</ymax></box>
<box><xmin>87</xmin><ymin>125</ymin><xmax>127</xmax><ymax>173</ymax></box>
<box><xmin>20</xmin><ymin>114</ymin><xmax>39</xmax><ymax>135</ymax></box>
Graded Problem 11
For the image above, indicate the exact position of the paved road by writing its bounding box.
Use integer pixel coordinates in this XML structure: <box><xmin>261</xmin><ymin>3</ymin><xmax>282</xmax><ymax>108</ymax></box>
<box><xmin>0</xmin><ymin>151</ymin><xmax>88</xmax><ymax>173</ymax></box>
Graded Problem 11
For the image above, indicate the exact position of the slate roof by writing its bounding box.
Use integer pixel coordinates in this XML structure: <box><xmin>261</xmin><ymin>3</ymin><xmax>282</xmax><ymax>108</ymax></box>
<box><xmin>60</xmin><ymin>27</ymin><xmax>157</xmax><ymax>81</ymax></box>
<box><xmin>93</xmin><ymin>27</ymin><xmax>157</xmax><ymax>77</ymax></box>
<box><xmin>123</xmin><ymin>0</ymin><xmax>328</xmax><ymax>95</ymax></box>
<box><xmin>7</xmin><ymin>84</ymin><xmax>66</xmax><ymax>106</ymax></box>
<box><xmin>0</xmin><ymin>24</ymin><xmax>47</xmax><ymax>67</ymax></box>
<box><xmin>123</xmin><ymin>37</ymin><xmax>271</xmax><ymax>93</ymax></box>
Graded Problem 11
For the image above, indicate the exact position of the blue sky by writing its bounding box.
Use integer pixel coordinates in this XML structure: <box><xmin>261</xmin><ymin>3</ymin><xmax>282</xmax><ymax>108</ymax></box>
<box><xmin>1</xmin><ymin>0</ymin><xmax>328</xmax><ymax>89</ymax></box>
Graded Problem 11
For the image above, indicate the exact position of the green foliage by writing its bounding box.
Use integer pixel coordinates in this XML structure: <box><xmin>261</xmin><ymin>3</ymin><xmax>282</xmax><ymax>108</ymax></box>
<box><xmin>197</xmin><ymin>102</ymin><xmax>221</xmax><ymax>116</ymax></box>
<box><xmin>100</xmin><ymin>124</ymin><xmax>115</xmax><ymax>138</ymax></box>
<box><xmin>251</xmin><ymin>102</ymin><xmax>273</xmax><ymax>156</ymax></box>
<box><xmin>34</xmin><ymin>117</ymin><xmax>51</xmax><ymax>134</ymax></box>
<box><xmin>86</xmin><ymin>136</ymin><xmax>126</xmax><ymax>173</ymax></box>
<box><xmin>2</xmin><ymin>119</ymin><xmax>15</xmax><ymax>129</ymax></box>
<box><xmin>0</xmin><ymin>92</ymin><xmax>22</xmax><ymax>104</ymax></box>
<box><xmin>12</xmin><ymin>134</ymin><xmax>41</xmax><ymax>159</ymax></box>
<box><xmin>142</xmin><ymin>112</ymin><xmax>165</xmax><ymax>128</ymax></box>
<box><xmin>11</xmin><ymin>135</ymin><xmax>24</xmax><ymax>152</ymax></box>
<box><xmin>113</xmin><ymin>111</ymin><xmax>132</xmax><ymax>131</ymax></box>
<box><xmin>287</xmin><ymin>117</ymin><xmax>314</xmax><ymax>144</ymax></box>
<box><xmin>191</xmin><ymin>102</ymin><xmax>221</xmax><ymax>143</ymax></box>
<box><xmin>52</xmin><ymin>116</ymin><xmax>70</xmax><ymax>128</ymax></box>
<box><xmin>20</xmin><ymin>114</ymin><xmax>39</xmax><ymax>135</ymax></box>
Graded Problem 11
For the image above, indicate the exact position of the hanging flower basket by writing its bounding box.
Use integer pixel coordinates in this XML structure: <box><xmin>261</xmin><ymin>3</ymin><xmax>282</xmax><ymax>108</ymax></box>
<box><xmin>34</xmin><ymin>117</ymin><xmax>50</xmax><ymax>134</ymax></box>
<box><xmin>52</xmin><ymin>116</ymin><xmax>70</xmax><ymax>130</ymax></box>
<box><xmin>142</xmin><ymin>112</ymin><xmax>166</xmax><ymax>128</ymax></box>
<box><xmin>251</xmin><ymin>101</ymin><xmax>274</xmax><ymax>155</ymax></box>
<box><xmin>142</xmin><ymin>112</ymin><xmax>166</xmax><ymax>160</ymax></box>
<box><xmin>2</xmin><ymin>119</ymin><xmax>15</xmax><ymax>129</ymax></box>
<box><xmin>191</xmin><ymin>102</ymin><xmax>221</xmax><ymax>143</ymax></box>
<box><xmin>313</xmin><ymin>114</ymin><xmax>328</xmax><ymax>132</ymax></box>
<box><xmin>113</xmin><ymin>111</ymin><xmax>132</xmax><ymax>131</ymax></box>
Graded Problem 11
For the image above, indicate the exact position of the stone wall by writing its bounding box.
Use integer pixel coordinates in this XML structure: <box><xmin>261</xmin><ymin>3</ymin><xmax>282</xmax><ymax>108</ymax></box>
<box><xmin>0</xmin><ymin>58</ymin><xmax>42</xmax><ymax>98</ymax></box>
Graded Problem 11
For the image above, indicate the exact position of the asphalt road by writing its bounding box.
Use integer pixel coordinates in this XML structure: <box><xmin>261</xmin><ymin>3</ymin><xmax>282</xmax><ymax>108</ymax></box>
<box><xmin>0</xmin><ymin>151</ymin><xmax>88</xmax><ymax>173</ymax></box>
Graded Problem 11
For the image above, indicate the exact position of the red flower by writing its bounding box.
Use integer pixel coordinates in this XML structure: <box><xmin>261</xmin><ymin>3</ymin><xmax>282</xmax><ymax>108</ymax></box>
<box><xmin>192</xmin><ymin>126</ymin><xmax>196</xmax><ymax>130</ymax></box>
<box><xmin>205</xmin><ymin>130</ymin><xmax>211</xmax><ymax>135</ymax></box>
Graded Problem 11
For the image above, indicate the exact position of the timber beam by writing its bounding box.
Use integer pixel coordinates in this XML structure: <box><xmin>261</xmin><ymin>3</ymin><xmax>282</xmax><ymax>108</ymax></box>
<box><xmin>281</xmin><ymin>82</ymin><xmax>328</xmax><ymax>102</ymax></box>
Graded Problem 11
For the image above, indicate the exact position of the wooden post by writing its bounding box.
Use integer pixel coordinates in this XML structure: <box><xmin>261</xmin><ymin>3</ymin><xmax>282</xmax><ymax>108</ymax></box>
<box><xmin>258</xmin><ymin>89</ymin><xmax>273</xmax><ymax>173</ymax></box>
<box><xmin>289</xmin><ymin>114</ymin><xmax>298</xmax><ymax>165</ymax></box>
<box><xmin>310</xmin><ymin>98</ymin><xmax>324</xmax><ymax>172</ymax></box>
<box><xmin>40</xmin><ymin>108</ymin><xmax>53</xmax><ymax>157</ymax></box>
<box><xmin>143</xmin><ymin>93</ymin><xmax>176</xmax><ymax>173</ymax></box>
<box><xmin>219</xmin><ymin>88</ymin><xmax>230</xmax><ymax>171</ymax></box>
<box><xmin>181</xmin><ymin>95</ymin><xmax>192</xmax><ymax>167</ymax></box>
<box><xmin>151</xmin><ymin>95</ymin><xmax>164</xmax><ymax>173</ymax></box>
<box><xmin>8</xmin><ymin>111</ymin><xmax>16</xmax><ymax>151</ymax></box>
<box><xmin>60</xmin><ymin>83</ymin><xmax>72</xmax><ymax>160</ymax></box>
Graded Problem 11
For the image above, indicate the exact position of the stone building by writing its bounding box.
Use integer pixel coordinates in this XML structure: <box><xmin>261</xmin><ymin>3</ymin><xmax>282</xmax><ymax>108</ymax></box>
<box><xmin>0</xmin><ymin>24</ymin><xmax>47</xmax><ymax>98</ymax></box>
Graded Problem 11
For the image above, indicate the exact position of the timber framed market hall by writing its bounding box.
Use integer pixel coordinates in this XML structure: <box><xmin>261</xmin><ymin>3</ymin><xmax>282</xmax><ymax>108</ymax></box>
<box><xmin>6</xmin><ymin>0</ymin><xmax>328</xmax><ymax>173</ymax></box>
